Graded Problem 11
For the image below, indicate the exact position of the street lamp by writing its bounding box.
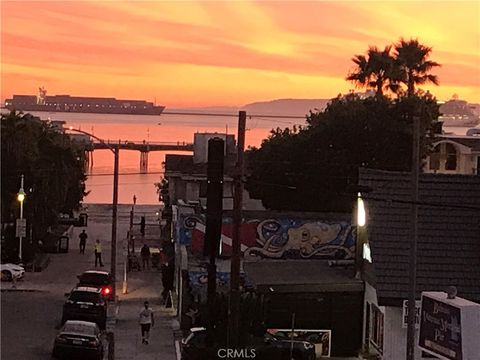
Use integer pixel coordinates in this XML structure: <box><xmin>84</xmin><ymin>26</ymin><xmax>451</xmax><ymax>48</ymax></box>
<box><xmin>17</xmin><ymin>175</ymin><xmax>26</xmax><ymax>262</ymax></box>
<box><xmin>68</xmin><ymin>126</ymin><xmax>119</xmax><ymax>302</ymax></box>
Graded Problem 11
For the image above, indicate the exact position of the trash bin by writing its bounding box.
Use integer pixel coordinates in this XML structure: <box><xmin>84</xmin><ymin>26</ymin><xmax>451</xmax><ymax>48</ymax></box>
<box><xmin>79</xmin><ymin>213</ymin><xmax>88</xmax><ymax>227</ymax></box>
<box><xmin>150</xmin><ymin>247</ymin><xmax>161</xmax><ymax>268</ymax></box>
<box><xmin>58</xmin><ymin>236</ymin><xmax>69</xmax><ymax>253</ymax></box>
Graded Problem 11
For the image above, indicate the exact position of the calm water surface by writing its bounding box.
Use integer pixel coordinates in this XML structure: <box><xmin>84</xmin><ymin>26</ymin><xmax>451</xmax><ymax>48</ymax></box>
<box><xmin>25</xmin><ymin>111</ymin><xmax>284</xmax><ymax>205</ymax></box>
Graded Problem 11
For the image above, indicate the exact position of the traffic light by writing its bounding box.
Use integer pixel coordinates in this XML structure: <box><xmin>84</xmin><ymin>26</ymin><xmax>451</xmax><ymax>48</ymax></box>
<box><xmin>203</xmin><ymin>138</ymin><xmax>224</xmax><ymax>257</ymax></box>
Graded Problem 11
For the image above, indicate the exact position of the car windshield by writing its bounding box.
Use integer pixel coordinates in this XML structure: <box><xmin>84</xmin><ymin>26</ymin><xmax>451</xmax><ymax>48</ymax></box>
<box><xmin>69</xmin><ymin>291</ymin><xmax>100</xmax><ymax>303</ymax></box>
<box><xmin>63</xmin><ymin>322</ymin><xmax>97</xmax><ymax>336</ymax></box>
<box><xmin>79</xmin><ymin>273</ymin><xmax>109</xmax><ymax>285</ymax></box>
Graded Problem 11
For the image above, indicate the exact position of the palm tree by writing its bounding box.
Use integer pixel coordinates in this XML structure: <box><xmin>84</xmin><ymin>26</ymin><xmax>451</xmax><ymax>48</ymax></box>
<box><xmin>394</xmin><ymin>38</ymin><xmax>440</xmax><ymax>97</ymax></box>
<box><xmin>346</xmin><ymin>45</ymin><xmax>399</xmax><ymax>97</ymax></box>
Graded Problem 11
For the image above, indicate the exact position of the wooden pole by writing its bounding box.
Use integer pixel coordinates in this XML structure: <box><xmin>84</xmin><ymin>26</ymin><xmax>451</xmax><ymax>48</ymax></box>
<box><xmin>407</xmin><ymin>107</ymin><xmax>420</xmax><ymax>360</ymax></box>
<box><xmin>229</xmin><ymin>111</ymin><xmax>246</xmax><ymax>346</ymax></box>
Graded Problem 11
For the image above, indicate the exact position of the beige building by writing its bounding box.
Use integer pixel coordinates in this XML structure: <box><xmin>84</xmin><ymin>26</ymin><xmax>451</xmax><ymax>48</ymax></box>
<box><xmin>425</xmin><ymin>135</ymin><xmax>480</xmax><ymax>175</ymax></box>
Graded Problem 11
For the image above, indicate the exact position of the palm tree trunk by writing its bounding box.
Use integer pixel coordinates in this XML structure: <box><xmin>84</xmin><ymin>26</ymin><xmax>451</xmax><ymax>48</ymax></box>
<box><xmin>408</xmin><ymin>70</ymin><xmax>414</xmax><ymax>97</ymax></box>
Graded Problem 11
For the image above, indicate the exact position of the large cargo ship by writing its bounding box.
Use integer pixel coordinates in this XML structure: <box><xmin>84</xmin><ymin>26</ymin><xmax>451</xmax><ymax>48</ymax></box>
<box><xmin>4</xmin><ymin>87</ymin><xmax>165</xmax><ymax>115</ymax></box>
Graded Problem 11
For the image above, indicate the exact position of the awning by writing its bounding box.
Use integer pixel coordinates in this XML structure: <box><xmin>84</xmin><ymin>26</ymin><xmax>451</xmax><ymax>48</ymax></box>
<box><xmin>243</xmin><ymin>260</ymin><xmax>364</xmax><ymax>293</ymax></box>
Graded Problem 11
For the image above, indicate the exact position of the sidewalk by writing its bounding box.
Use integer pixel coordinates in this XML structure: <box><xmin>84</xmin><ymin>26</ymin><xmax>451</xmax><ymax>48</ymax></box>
<box><xmin>115</xmin><ymin>268</ymin><xmax>179</xmax><ymax>360</ymax></box>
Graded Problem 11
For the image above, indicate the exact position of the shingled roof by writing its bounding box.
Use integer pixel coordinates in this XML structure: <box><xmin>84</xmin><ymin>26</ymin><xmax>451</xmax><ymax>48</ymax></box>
<box><xmin>359</xmin><ymin>168</ymin><xmax>480</xmax><ymax>306</ymax></box>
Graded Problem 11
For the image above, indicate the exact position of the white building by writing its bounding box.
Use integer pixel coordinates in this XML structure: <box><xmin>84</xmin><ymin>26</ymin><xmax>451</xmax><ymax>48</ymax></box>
<box><xmin>426</xmin><ymin>135</ymin><xmax>480</xmax><ymax>175</ymax></box>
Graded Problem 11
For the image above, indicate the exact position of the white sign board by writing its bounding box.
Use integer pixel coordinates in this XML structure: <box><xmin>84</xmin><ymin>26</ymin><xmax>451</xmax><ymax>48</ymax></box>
<box><xmin>419</xmin><ymin>292</ymin><xmax>480</xmax><ymax>360</ymax></box>
<box><xmin>16</xmin><ymin>218</ymin><xmax>27</xmax><ymax>237</ymax></box>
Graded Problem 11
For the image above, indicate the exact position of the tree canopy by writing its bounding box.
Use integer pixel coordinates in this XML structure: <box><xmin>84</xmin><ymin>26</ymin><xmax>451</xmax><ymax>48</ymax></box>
<box><xmin>246</xmin><ymin>93</ymin><xmax>440</xmax><ymax>212</ymax></box>
<box><xmin>1</xmin><ymin>111</ymin><xmax>87</xmax><ymax>261</ymax></box>
<box><xmin>247</xmin><ymin>39</ymin><xmax>441</xmax><ymax>212</ymax></box>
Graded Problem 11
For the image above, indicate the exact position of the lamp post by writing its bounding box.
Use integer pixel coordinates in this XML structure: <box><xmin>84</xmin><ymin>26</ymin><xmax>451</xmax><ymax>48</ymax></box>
<box><xmin>17</xmin><ymin>174</ymin><xmax>26</xmax><ymax>262</ymax></box>
<box><xmin>68</xmin><ymin>127</ymin><xmax>119</xmax><ymax>301</ymax></box>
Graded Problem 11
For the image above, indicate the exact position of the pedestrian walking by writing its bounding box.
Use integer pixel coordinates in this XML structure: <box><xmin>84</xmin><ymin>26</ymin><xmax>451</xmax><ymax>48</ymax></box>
<box><xmin>94</xmin><ymin>239</ymin><xmax>104</xmax><ymax>267</ymax></box>
<box><xmin>141</xmin><ymin>243</ymin><xmax>150</xmax><ymax>270</ymax></box>
<box><xmin>139</xmin><ymin>301</ymin><xmax>154</xmax><ymax>344</ymax></box>
<box><xmin>79</xmin><ymin>230</ymin><xmax>88</xmax><ymax>254</ymax></box>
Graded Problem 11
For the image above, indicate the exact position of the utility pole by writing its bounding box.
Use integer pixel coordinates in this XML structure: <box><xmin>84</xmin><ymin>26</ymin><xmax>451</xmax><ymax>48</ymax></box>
<box><xmin>204</xmin><ymin>138</ymin><xmax>225</xmax><ymax>347</ymax></box>
<box><xmin>108</xmin><ymin>142</ymin><xmax>119</xmax><ymax>360</ymax></box>
<box><xmin>229</xmin><ymin>111</ymin><xmax>246</xmax><ymax>346</ymax></box>
<box><xmin>111</xmin><ymin>143</ymin><xmax>119</xmax><ymax>301</ymax></box>
<box><xmin>17</xmin><ymin>175</ymin><xmax>26</xmax><ymax>263</ymax></box>
<box><xmin>407</xmin><ymin>106</ymin><xmax>420</xmax><ymax>360</ymax></box>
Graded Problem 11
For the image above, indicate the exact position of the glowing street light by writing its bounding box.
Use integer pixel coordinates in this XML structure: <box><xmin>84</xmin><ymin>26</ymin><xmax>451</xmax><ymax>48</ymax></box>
<box><xmin>357</xmin><ymin>193</ymin><xmax>366</xmax><ymax>227</ymax></box>
<box><xmin>17</xmin><ymin>189</ymin><xmax>26</xmax><ymax>203</ymax></box>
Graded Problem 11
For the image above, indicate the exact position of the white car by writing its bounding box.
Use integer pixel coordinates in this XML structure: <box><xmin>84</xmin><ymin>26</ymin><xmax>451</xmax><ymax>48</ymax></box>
<box><xmin>1</xmin><ymin>263</ymin><xmax>25</xmax><ymax>281</ymax></box>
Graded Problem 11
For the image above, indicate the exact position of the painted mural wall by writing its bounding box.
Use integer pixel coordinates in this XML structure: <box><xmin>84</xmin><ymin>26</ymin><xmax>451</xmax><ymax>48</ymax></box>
<box><xmin>177</xmin><ymin>214</ymin><xmax>356</xmax><ymax>260</ymax></box>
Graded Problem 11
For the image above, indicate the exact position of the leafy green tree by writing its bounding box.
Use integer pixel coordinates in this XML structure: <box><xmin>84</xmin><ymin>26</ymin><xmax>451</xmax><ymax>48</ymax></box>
<box><xmin>394</xmin><ymin>38</ymin><xmax>440</xmax><ymax>97</ymax></box>
<box><xmin>246</xmin><ymin>94</ymin><xmax>440</xmax><ymax>212</ymax></box>
<box><xmin>1</xmin><ymin>111</ymin><xmax>87</xmax><ymax>261</ymax></box>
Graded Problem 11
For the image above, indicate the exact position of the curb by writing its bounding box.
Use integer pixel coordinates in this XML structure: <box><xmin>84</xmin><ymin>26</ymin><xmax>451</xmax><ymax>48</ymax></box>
<box><xmin>175</xmin><ymin>340</ymin><xmax>181</xmax><ymax>360</ymax></box>
<box><xmin>1</xmin><ymin>288</ymin><xmax>45</xmax><ymax>292</ymax></box>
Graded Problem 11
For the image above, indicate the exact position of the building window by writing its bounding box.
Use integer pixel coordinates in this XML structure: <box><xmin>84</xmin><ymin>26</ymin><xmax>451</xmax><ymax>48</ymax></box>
<box><xmin>445</xmin><ymin>143</ymin><xmax>457</xmax><ymax>170</ymax></box>
<box><xmin>365</xmin><ymin>302</ymin><xmax>371</xmax><ymax>346</ymax></box>
<box><xmin>476</xmin><ymin>156</ymin><xmax>480</xmax><ymax>175</ymax></box>
<box><xmin>370</xmin><ymin>304</ymin><xmax>384</xmax><ymax>352</ymax></box>
<box><xmin>429</xmin><ymin>143</ymin><xmax>458</xmax><ymax>172</ymax></box>
<box><xmin>429</xmin><ymin>145</ymin><xmax>441</xmax><ymax>170</ymax></box>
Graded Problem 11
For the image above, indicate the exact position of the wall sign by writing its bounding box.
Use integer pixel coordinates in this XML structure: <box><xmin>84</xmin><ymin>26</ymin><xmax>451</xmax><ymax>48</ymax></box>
<box><xmin>419</xmin><ymin>294</ymin><xmax>462</xmax><ymax>360</ymax></box>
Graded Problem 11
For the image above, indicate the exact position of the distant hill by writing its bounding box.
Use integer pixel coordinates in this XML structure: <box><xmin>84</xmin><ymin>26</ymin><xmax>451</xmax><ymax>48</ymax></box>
<box><xmin>241</xmin><ymin>98</ymin><xmax>331</xmax><ymax>116</ymax></box>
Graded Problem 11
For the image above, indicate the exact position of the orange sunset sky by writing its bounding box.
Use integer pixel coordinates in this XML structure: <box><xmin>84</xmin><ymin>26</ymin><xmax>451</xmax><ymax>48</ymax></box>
<box><xmin>1</xmin><ymin>1</ymin><xmax>479</xmax><ymax>108</ymax></box>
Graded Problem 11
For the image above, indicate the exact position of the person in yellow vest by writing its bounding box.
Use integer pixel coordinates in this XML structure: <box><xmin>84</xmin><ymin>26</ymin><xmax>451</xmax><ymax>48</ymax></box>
<box><xmin>94</xmin><ymin>239</ymin><xmax>104</xmax><ymax>267</ymax></box>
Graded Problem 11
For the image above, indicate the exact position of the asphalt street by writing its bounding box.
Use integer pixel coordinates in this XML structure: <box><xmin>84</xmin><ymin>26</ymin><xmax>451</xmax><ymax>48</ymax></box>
<box><xmin>1</xmin><ymin>291</ymin><xmax>64</xmax><ymax>359</ymax></box>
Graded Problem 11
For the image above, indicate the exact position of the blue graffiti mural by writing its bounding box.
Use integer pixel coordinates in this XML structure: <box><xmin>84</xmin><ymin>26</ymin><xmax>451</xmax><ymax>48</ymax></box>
<box><xmin>244</xmin><ymin>219</ymin><xmax>355</xmax><ymax>260</ymax></box>
<box><xmin>176</xmin><ymin>214</ymin><xmax>356</xmax><ymax>260</ymax></box>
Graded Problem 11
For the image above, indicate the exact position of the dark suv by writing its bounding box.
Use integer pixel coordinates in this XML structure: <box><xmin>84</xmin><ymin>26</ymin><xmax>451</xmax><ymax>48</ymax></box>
<box><xmin>181</xmin><ymin>327</ymin><xmax>315</xmax><ymax>360</ymax></box>
<box><xmin>62</xmin><ymin>286</ymin><xmax>107</xmax><ymax>329</ymax></box>
<box><xmin>77</xmin><ymin>270</ymin><xmax>113</xmax><ymax>301</ymax></box>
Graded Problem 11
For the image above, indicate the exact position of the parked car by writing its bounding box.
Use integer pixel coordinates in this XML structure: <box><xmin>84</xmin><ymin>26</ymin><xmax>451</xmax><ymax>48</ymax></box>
<box><xmin>62</xmin><ymin>287</ymin><xmax>107</xmax><ymax>329</ymax></box>
<box><xmin>181</xmin><ymin>327</ymin><xmax>315</xmax><ymax>360</ymax></box>
<box><xmin>77</xmin><ymin>270</ymin><xmax>113</xmax><ymax>301</ymax></box>
<box><xmin>0</xmin><ymin>263</ymin><xmax>25</xmax><ymax>281</ymax></box>
<box><xmin>52</xmin><ymin>320</ymin><xmax>104</xmax><ymax>360</ymax></box>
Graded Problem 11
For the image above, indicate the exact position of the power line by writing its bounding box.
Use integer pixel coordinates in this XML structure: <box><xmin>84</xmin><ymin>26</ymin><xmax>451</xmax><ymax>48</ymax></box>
<box><xmin>162</xmin><ymin>110</ymin><xmax>306</xmax><ymax>121</ymax></box>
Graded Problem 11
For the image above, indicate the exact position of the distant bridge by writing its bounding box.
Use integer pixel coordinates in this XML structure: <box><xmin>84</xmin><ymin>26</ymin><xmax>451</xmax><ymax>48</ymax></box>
<box><xmin>83</xmin><ymin>140</ymin><xmax>193</xmax><ymax>173</ymax></box>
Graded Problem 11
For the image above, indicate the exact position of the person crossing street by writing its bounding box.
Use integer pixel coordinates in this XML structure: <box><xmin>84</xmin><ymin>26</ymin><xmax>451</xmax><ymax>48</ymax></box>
<box><xmin>79</xmin><ymin>230</ymin><xmax>88</xmax><ymax>254</ymax></box>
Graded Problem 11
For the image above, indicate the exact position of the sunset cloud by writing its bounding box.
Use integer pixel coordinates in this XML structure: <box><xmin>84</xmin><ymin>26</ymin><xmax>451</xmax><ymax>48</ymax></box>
<box><xmin>1</xmin><ymin>1</ymin><xmax>478</xmax><ymax>106</ymax></box>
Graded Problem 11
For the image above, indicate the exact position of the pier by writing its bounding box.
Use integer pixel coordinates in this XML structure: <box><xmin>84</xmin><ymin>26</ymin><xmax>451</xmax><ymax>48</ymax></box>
<box><xmin>83</xmin><ymin>140</ymin><xmax>193</xmax><ymax>173</ymax></box>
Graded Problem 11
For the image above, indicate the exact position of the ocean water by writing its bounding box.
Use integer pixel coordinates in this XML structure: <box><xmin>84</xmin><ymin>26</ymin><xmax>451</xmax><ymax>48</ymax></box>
<box><xmin>17</xmin><ymin>110</ymin><xmax>283</xmax><ymax>205</ymax></box>
<box><xmin>3</xmin><ymin>109</ymin><xmax>475</xmax><ymax>206</ymax></box>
